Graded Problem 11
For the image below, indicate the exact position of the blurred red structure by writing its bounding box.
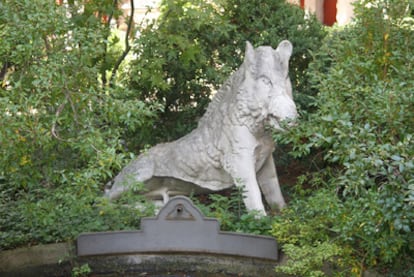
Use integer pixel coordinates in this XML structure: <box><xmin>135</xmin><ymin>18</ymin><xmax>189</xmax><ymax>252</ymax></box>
<box><xmin>323</xmin><ymin>0</ymin><xmax>337</xmax><ymax>26</ymax></box>
<box><xmin>298</xmin><ymin>0</ymin><xmax>338</xmax><ymax>26</ymax></box>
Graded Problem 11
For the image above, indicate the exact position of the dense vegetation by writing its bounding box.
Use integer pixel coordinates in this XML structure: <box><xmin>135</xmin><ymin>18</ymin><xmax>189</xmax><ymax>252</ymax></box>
<box><xmin>0</xmin><ymin>0</ymin><xmax>159</xmax><ymax>248</ymax></box>
<box><xmin>1</xmin><ymin>0</ymin><xmax>413</xmax><ymax>276</ymax></box>
<box><xmin>272</xmin><ymin>1</ymin><xmax>414</xmax><ymax>275</ymax></box>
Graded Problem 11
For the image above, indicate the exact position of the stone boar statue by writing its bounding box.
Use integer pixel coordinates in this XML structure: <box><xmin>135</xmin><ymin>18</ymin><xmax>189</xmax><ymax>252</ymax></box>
<box><xmin>105</xmin><ymin>40</ymin><xmax>298</xmax><ymax>215</ymax></box>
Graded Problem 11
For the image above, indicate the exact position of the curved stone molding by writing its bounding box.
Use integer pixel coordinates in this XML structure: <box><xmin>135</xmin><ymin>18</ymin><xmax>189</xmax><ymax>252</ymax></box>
<box><xmin>77</xmin><ymin>196</ymin><xmax>278</xmax><ymax>261</ymax></box>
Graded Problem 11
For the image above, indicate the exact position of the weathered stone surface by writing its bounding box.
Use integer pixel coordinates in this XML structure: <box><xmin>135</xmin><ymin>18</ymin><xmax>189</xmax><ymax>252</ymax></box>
<box><xmin>0</xmin><ymin>243</ymin><xmax>385</xmax><ymax>277</ymax></box>
<box><xmin>0</xmin><ymin>244</ymin><xmax>284</xmax><ymax>276</ymax></box>
<box><xmin>77</xmin><ymin>254</ymin><xmax>283</xmax><ymax>276</ymax></box>
<box><xmin>105</xmin><ymin>40</ymin><xmax>298</xmax><ymax>215</ymax></box>
<box><xmin>77</xmin><ymin>196</ymin><xmax>278</xmax><ymax>260</ymax></box>
<box><xmin>0</xmin><ymin>242</ymin><xmax>73</xmax><ymax>277</ymax></box>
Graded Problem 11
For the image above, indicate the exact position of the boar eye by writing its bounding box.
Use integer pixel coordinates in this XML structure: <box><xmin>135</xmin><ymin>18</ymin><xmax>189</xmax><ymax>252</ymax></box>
<box><xmin>259</xmin><ymin>76</ymin><xmax>272</xmax><ymax>87</ymax></box>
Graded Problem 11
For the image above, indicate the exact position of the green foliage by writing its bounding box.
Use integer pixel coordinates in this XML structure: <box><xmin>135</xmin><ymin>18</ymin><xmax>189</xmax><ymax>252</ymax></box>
<box><xmin>276</xmin><ymin>242</ymin><xmax>343</xmax><ymax>277</ymax></box>
<box><xmin>72</xmin><ymin>263</ymin><xmax>91</xmax><ymax>277</ymax></box>
<box><xmin>127</xmin><ymin>0</ymin><xmax>325</xmax><ymax>145</ymax></box>
<box><xmin>0</xmin><ymin>178</ymin><xmax>155</xmax><ymax>249</ymax></box>
<box><xmin>272</xmin><ymin>189</ymin><xmax>346</xmax><ymax>276</ymax></box>
<box><xmin>274</xmin><ymin>0</ymin><xmax>414</xmax><ymax>275</ymax></box>
<box><xmin>0</xmin><ymin>0</ymin><xmax>157</xmax><ymax>249</ymax></box>
<box><xmin>127</xmin><ymin>0</ymin><xmax>232</xmax><ymax>144</ymax></box>
<box><xmin>272</xmin><ymin>190</ymin><xmax>364</xmax><ymax>276</ymax></box>
<box><xmin>3</xmin><ymin>3</ymin><xmax>412</xmax><ymax>277</ymax></box>
<box><xmin>192</xmin><ymin>187</ymin><xmax>273</xmax><ymax>235</ymax></box>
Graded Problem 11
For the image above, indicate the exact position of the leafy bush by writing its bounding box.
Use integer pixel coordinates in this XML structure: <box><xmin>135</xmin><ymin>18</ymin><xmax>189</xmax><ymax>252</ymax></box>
<box><xmin>274</xmin><ymin>0</ymin><xmax>414</xmax><ymax>275</ymax></box>
<box><xmin>193</xmin><ymin>187</ymin><xmax>273</xmax><ymax>235</ymax></box>
<box><xmin>0</xmin><ymin>0</ymin><xmax>158</xmax><ymax>249</ymax></box>
<box><xmin>127</xmin><ymin>0</ymin><xmax>325</xmax><ymax>145</ymax></box>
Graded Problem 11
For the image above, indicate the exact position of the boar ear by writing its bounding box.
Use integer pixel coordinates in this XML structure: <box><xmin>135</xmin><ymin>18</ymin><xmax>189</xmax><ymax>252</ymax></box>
<box><xmin>275</xmin><ymin>40</ymin><xmax>293</xmax><ymax>61</ymax></box>
<box><xmin>244</xmin><ymin>41</ymin><xmax>255</xmax><ymax>67</ymax></box>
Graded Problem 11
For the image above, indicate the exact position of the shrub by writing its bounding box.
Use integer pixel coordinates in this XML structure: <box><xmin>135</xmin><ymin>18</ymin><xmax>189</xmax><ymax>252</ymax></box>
<box><xmin>0</xmin><ymin>0</ymin><xmax>157</xmax><ymax>249</ymax></box>
<box><xmin>274</xmin><ymin>0</ymin><xmax>414</xmax><ymax>275</ymax></box>
<box><xmin>192</xmin><ymin>187</ymin><xmax>273</xmax><ymax>235</ymax></box>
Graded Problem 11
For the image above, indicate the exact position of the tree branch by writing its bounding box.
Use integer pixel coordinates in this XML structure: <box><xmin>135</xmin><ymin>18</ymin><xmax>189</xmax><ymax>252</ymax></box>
<box><xmin>0</xmin><ymin>61</ymin><xmax>11</xmax><ymax>82</ymax></box>
<box><xmin>51</xmin><ymin>101</ymin><xmax>66</xmax><ymax>141</ymax></box>
<box><xmin>109</xmin><ymin>0</ymin><xmax>134</xmax><ymax>88</ymax></box>
<box><xmin>101</xmin><ymin>0</ymin><xmax>118</xmax><ymax>88</ymax></box>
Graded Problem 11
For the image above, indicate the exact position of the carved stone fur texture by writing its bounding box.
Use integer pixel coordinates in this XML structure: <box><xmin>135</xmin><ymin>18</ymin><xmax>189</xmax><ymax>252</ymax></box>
<box><xmin>105</xmin><ymin>41</ymin><xmax>298</xmax><ymax>215</ymax></box>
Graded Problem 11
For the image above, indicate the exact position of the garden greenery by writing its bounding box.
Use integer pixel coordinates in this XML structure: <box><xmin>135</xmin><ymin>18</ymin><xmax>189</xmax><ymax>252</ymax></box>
<box><xmin>273</xmin><ymin>0</ymin><xmax>414</xmax><ymax>275</ymax></box>
<box><xmin>1</xmin><ymin>0</ymin><xmax>413</xmax><ymax>276</ymax></box>
<box><xmin>0</xmin><ymin>0</ymin><xmax>158</xmax><ymax>249</ymax></box>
